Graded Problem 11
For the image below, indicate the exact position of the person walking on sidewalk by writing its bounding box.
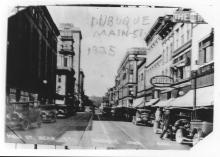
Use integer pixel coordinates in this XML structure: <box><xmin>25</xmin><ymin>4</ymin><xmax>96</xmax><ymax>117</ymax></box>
<box><xmin>155</xmin><ymin>107</ymin><xmax>161</xmax><ymax>122</ymax></box>
<box><xmin>160</xmin><ymin>109</ymin><xmax>173</xmax><ymax>140</ymax></box>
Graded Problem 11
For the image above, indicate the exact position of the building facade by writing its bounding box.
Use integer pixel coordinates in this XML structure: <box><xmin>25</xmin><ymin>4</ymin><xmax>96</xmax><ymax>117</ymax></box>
<box><xmin>55</xmin><ymin>23</ymin><xmax>76</xmax><ymax>108</ymax></box>
<box><xmin>144</xmin><ymin>17</ymin><xmax>164</xmax><ymax>103</ymax></box>
<box><xmin>116</xmin><ymin>47</ymin><xmax>147</xmax><ymax>108</ymax></box>
<box><xmin>132</xmin><ymin>59</ymin><xmax>146</xmax><ymax>108</ymax></box>
<box><xmin>6</xmin><ymin>6</ymin><xmax>59</xmax><ymax>104</ymax></box>
<box><xmin>71</xmin><ymin>26</ymin><xmax>83</xmax><ymax>104</ymax></box>
<box><xmin>79</xmin><ymin>70</ymin><xmax>86</xmax><ymax>110</ymax></box>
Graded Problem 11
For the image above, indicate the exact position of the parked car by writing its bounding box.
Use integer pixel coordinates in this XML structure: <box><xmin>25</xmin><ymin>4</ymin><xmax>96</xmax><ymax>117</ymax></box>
<box><xmin>6</xmin><ymin>101</ymin><xmax>41</xmax><ymax>130</ymax></box>
<box><xmin>154</xmin><ymin>107</ymin><xmax>192</xmax><ymax>141</ymax></box>
<box><xmin>132</xmin><ymin>109</ymin><xmax>153</xmax><ymax>126</ymax></box>
<box><xmin>174</xmin><ymin>107</ymin><xmax>213</xmax><ymax>145</ymax></box>
<box><xmin>40</xmin><ymin>104</ymin><xmax>57</xmax><ymax>123</ymax></box>
<box><xmin>102</xmin><ymin>106</ymin><xmax>112</xmax><ymax>117</ymax></box>
<box><xmin>56</xmin><ymin>104</ymin><xmax>69</xmax><ymax>118</ymax></box>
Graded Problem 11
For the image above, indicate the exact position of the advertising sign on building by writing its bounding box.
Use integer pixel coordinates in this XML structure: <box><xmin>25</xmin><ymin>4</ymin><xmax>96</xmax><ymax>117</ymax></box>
<box><xmin>150</xmin><ymin>75</ymin><xmax>174</xmax><ymax>87</ymax></box>
<box><xmin>173</xmin><ymin>9</ymin><xmax>207</xmax><ymax>24</ymax></box>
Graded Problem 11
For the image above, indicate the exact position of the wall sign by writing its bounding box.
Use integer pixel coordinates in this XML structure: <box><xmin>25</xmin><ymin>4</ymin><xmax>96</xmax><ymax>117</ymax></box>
<box><xmin>173</xmin><ymin>10</ymin><xmax>207</xmax><ymax>24</ymax></box>
<box><xmin>150</xmin><ymin>75</ymin><xmax>174</xmax><ymax>87</ymax></box>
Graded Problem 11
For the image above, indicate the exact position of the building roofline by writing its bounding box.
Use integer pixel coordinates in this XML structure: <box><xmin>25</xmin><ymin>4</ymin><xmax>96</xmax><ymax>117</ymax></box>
<box><xmin>42</xmin><ymin>6</ymin><xmax>60</xmax><ymax>36</ymax></box>
<box><xmin>117</xmin><ymin>47</ymin><xmax>147</xmax><ymax>74</ymax></box>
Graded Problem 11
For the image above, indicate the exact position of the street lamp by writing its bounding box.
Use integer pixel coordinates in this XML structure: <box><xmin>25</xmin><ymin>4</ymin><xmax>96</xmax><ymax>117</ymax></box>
<box><xmin>42</xmin><ymin>79</ymin><xmax>48</xmax><ymax>104</ymax></box>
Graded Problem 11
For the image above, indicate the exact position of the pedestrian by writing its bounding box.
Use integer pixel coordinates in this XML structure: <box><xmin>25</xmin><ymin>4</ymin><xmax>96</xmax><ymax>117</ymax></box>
<box><xmin>155</xmin><ymin>107</ymin><xmax>161</xmax><ymax>122</ymax></box>
<box><xmin>153</xmin><ymin>107</ymin><xmax>162</xmax><ymax>133</ymax></box>
<box><xmin>160</xmin><ymin>109</ymin><xmax>173</xmax><ymax>140</ymax></box>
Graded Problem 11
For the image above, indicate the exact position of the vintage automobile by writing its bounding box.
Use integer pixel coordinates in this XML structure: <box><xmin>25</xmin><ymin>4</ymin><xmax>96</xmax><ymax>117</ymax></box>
<box><xmin>6</xmin><ymin>101</ymin><xmax>42</xmax><ymax>130</ymax></box>
<box><xmin>153</xmin><ymin>107</ymin><xmax>191</xmax><ymax>139</ymax></box>
<box><xmin>102</xmin><ymin>106</ymin><xmax>112</xmax><ymax>118</ymax></box>
<box><xmin>132</xmin><ymin>109</ymin><xmax>153</xmax><ymax>126</ymax></box>
<box><xmin>56</xmin><ymin>104</ymin><xmax>69</xmax><ymax>118</ymax></box>
<box><xmin>174</xmin><ymin>107</ymin><xmax>213</xmax><ymax>145</ymax></box>
<box><xmin>40</xmin><ymin>104</ymin><xmax>57</xmax><ymax>123</ymax></box>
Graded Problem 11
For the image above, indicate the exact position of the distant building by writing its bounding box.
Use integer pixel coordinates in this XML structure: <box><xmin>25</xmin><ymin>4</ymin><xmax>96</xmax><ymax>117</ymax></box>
<box><xmin>55</xmin><ymin>23</ymin><xmax>76</xmax><ymax>109</ymax></box>
<box><xmin>6</xmin><ymin>6</ymin><xmax>59</xmax><ymax>104</ymax></box>
<box><xmin>79</xmin><ymin>70</ymin><xmax>85</xmax><ymax>109</ymax></box>
<box><xmin>132</xmin><ymin>58</ymin><xmax>146</xmax><ymax>108</ymax></box>
<box><xmin>116</xmin><ymin>47</ymin><xmax>147</xmax><ymax>108</ymax></box>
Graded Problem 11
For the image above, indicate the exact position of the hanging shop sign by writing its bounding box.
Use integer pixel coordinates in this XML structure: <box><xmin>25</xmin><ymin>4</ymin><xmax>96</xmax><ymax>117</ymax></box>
<box><xmin>150</xmin><ymin>75</ymin><xmax>174</xmax><ymax>88</ymax></box>
<box><xmin>173</xmin><ymin>10</ymin><xmax>207</xmax><ymax>24</ymax></box>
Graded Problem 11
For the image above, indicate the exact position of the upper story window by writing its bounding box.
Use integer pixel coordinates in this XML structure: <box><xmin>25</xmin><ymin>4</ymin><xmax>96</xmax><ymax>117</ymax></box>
<box><xmin>64</xmin><ymin>57</ymin><xmax>68</xmax><ymax>67</ymax></box>
<box><xmin>166</xmin><ymin>47</ymin><xmax>169</xmax><ymax>63</ymax></box>
<box><xmin>176</xmin><ymin>39</ymin><xmax>179</xmax><ymax>49</ymax></box>
<box><xmin>123</xmin><ymin>73</ymin><xmax>126</xmax><ymax>80</ymax></box>
<box><xmin>141</xmin><ymin>73</ymin><xmax>144</xmax><ymax>81</ymax></box>
<box><xmin>162</xmin><ymin>50</ymin><xmax>165</xmax><ymax>64</ymax></box>
<box><xmin>187</xmin><ymin>29</ymin><xmax>191</xmax><ymax>40</ymax></box>
<box><xmin>181</xmin><ymin>34</ymin><xmax>184</xmax><ymax>45</ymax></box>
<box><xmin>199</xmin><ymin>33</ymin><xmax>214</xmax><ymax>65</ymax></box>
<box><xmin>58</xmin><ymin>75</ymin><xmax>62</xmax><ymax>82</ymax></box>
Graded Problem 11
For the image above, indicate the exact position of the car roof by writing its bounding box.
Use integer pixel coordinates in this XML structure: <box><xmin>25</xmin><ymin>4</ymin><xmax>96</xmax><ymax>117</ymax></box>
<box><xmin>137</xmin><ymin>109</ymin><xmax>151</xmax><ymax>112</ymax></box>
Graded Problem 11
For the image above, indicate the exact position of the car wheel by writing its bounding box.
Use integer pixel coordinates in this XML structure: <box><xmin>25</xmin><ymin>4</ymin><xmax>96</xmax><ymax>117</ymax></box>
<box><xmin>22</xmin><ymin>120</ymin><xmax>30</xmax><ymax>130</ymax></box>
<box><xmin>176</xmin><ymin>129</ymin><xmax>184</xmax><ymax>144</ymax></box>
<box><xmin>193</xmin><ymin>129</ymin><xmax>204</xmax><ymax>146</ymax></box>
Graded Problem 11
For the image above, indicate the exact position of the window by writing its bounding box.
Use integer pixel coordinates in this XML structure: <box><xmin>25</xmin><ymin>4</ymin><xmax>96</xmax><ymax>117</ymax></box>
<box><xmin>123</xmin><ymin>73</ymin><xmax>126</xmax><ymax>80</ymax></box>
<box><xmin>165</xmin><ymin>69</ymin><xmax>168</xmax><ymax>76</ymax></box>
<box><xmin>187</xmin><ymin>29</ymin><xmax>190</xmax><ymax>40</ymax></box>
<box><xmin>58</xmin><ymin>75</ymin><xmax>61</xmax><ymax>82</ymax></box>
<box><xmin>141</xmin><ymin>73</ymin><xmax>144</xmax><ymax>81</ymax></box>
<box><xmin>199</xmin><ymin>34</ymin><xmax>214</xmax><ymax>65</ymax></box>
<box><xmin>178</xmin><ymin>67</ymin><xmax>184</xmax><ymax>79</ymax></box>
<box><xmin>181</xmin><ymin>34</ymin><xmax>184</xmax><ymax>45</ymax></box>
<box><xmin>163</xmin><ymin>50</ymin><xmax>165</xmax><ymax>64</ymax></box>
<box><xmin>170</xmin><ymin>43</ymin><xmax>173</xmax><ymax>60</ymax></box>
<box><xmin>167</xmin><ymin>92</ymin><xmax>171</xmax><ymax>99</ymax></box>
<box><xmin>64</xmin><ymin>57</ymin><xmax>68</xmax><ymax>67</ymax></box>
<box><xmin>176</xmin><ymin>39</ymin><xmax>179</xmax><ymax>49</ymax></box>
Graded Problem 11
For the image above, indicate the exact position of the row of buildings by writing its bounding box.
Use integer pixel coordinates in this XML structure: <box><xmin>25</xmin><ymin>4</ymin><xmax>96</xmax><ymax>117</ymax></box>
<box><xmin>103</xmin><ymin>8</ymin><xmax>214</xmax><ymax>118</ymax></box>
<box><xmin>6</xmin><ymin>6</ymin><xmax>86</xmax><ymax>111</ymax></box>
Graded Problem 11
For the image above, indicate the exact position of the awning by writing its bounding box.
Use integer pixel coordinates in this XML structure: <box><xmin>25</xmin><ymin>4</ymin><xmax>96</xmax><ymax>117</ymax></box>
<box><xmin>145</xmin><ymin>98</ymin><xmax>160</xmax><ymax>107</ymax></box>
<box><xmin>154</xmin><ymin>98</ymin><xmax>174</xmax><ymax>107</ymax></box>
<box><xmin>133</xmin><ymin>97</ymin><xmax>145</xmax><ymax>108</ymax></box>
<box><xmin>169</xmin><ymin>86</ymin><xmax>214</xmax><ymax>108</ymax></box>
<box><xmin>116</xmin><ymin>104</ymin><xmax>123</xmax><ymax>108</ymax></box>
<box><xmin>196</xmin><ymin>86</ymin><xmax>214</xmax><ymax>106</ymax></box>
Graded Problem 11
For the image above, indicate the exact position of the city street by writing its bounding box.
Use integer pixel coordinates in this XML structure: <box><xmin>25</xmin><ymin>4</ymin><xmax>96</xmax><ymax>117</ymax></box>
<box><xmin>6</xmin><ymin>110</ymin><xmax>191</xmax><ymax>149</ymax></box>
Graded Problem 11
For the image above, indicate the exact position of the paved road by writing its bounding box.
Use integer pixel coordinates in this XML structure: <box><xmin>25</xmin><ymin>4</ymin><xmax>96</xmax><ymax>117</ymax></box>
<box><xmin>5</xmin><ymin>112</ymin><xmax>92</xmax><ymax>145</ymax></box>
<box><xmin>5</xmin><ymin>111</ymin><xmax>191</xmax><ymax>149</ymax></box>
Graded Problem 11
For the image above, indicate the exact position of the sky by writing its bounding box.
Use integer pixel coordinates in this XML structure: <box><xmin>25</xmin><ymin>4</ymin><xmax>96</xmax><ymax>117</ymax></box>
<box><xmin>47</xmin><ymin>6</ymin><xmax>176</xmax><ymax>97</ymax></box>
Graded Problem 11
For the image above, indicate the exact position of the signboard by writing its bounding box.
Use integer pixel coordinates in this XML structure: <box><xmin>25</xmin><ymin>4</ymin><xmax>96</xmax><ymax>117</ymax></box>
<box><xmin>150</xmin><ymin>75</ymin><xmax>174</xmax><ymax>87</ymax></box>
<box><xmin>173</xmin><ymin>10</ymin><xmax>207</xmax><ymax>24</ymax></box>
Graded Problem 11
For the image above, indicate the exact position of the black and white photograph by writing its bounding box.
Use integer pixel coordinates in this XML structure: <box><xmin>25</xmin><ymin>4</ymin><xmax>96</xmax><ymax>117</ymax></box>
<box><xmin>1</xmin><ymin>0</ymin><xmax>218</xmax><ymax>153</ymax></box>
